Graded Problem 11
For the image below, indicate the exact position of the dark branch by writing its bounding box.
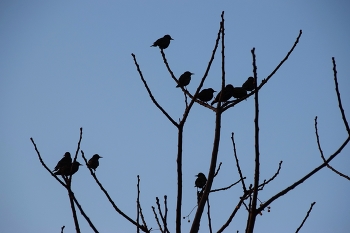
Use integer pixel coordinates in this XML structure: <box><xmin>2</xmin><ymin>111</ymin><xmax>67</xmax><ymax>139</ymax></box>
<box><xmin>231</xmin><ymin>132</ymin><xmax>247</xmax><ymax>193</ymax></box>
<box><xmin>295</xmin><ymin>202</ymin><xmax>316</xmax><ymax>233</ymax></box>
<box><xmin>81</xmin><ymin>150</ymin><xmax>149</xmax><ymax>232</ymax></box>
<box><xmin>131</xmin><ymin>53</ymin><xmax>178</xmax><ymax>127</ymax></box>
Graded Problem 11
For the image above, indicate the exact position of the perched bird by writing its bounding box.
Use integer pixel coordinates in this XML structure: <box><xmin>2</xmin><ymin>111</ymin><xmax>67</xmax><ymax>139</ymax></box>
<box><xmin>242</xmin><ymin>76</ymin><xmax>255</xmax><ymax>91</ymax></box>
<box><xmin>195</xmin><ymin>172</ymin><xmax>207</xmax><ymax>189</ymax></box>
<box><xmin>232</xmin><ymin>87</ymin><xmax>247</xmax><ymax>99</ymax></box>
<box><xmin>151</xmin><ymin>35</ymin><xmax>173</xmax><ymax>49</ymax></box>
<box><xmin>87</xmin><ymin>154</ymin><xmax>103</xmax><ymax>171</ymax></box>
<box><xmin>211</xmin><ymin>84</ymin><xmax>234</xmax><ymax>105</ymax></box>
<box><xmin>53</xmin><ymin>152</ymin><xmax>72</xmax><ymax>172</ymax></box>
<box><xmin>196</xmin><ymin>88</ymin><xmax>216</xmax><ymax>102</ymax></box>
<box><xmin>176</xmin><ymin>71</ymin><xmax>194</xmax><ymax>88</ymax></box>
<box><xmin>54</xmin><ymin>161</ymin><xmax>82</xmax><ymax>176</ymax></box>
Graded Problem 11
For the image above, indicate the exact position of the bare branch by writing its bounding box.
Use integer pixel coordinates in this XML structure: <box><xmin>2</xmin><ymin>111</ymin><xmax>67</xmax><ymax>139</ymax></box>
<box><xmin>217</xmin><ymin>198</ymin><xmax>245</xmax><ymax>233</ymax></box>
<box><xmin>81</xmin><ymin>151</ymin><xmax>149</xmax><ymax>232</ymax></box>
<box><xmin>231</xmin><ymin>132</ymin><xmax>247</xmax><ymax>193</ymax></box>
<box><xmin>214</xmin><ymin>162</ymin><xmax>222</xmax><ymax>177</ymax></box>
<box><xmin>152</xmin><ymin>206</ymin><xmax>164</xmax><ymax>233</ymax></box>
<box><xmin>223</xmin><ymin>30</ymin><xmax>303</xmax><ymax>112</ymax></box>
<box><xmin>60</xmin><ymin>226</ymin><xmax>65</xmax><ymax>233</ymax></box>
<box><xmin>315</xmin><ymin>117</ymin><xmax>350</xmax><ymax>180</ymax></box>
<box><xmin>332</xmin><ymin>57</ymin><xmax>350</xmax><ymax>134</ymax></box>
<box><xmin>210</xmin><ymin>177</ymin><xmax>245</xmax><ymax>193</ymax></box>
<box><xmin>207</xmin><ymin>198</ymin><xmax>213</xmax><ymax>233</ymax></box>
<box><xmin>295</xmin><ymin>202</ymin><xmax>316</xmax><ymax>233</ymax></box>
<box><xmin>259</xmin><ymin>161</ymin><xmax>283</xmax><ymax>189</ymax></box>
<box><xmin>131</xmin><ymin>53</ymin><xmax>178</xmax><ymax>127</ymax></box>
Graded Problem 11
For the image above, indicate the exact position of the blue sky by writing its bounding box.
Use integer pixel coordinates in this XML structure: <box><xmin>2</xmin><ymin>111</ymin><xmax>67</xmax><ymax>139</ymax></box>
<box><xmin>1</xmin><ymin>1</ymin><xmax>350</xmax><ymax>232</ymax></box>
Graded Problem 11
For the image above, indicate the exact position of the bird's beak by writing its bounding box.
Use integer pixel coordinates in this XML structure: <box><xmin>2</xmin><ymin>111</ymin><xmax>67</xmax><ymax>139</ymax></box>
<box><xmin>191</xmin><ymin>73</ymin><xmax>194</xmax><ymax>75</ymax></box>
<box><xmin>99</xmin><ymin>156</ymin><xmax>103</xmax><ymax>158</ymax></box>
<box><xmin>171</xmin><ymin>38</ymin><xmax>174</xmax><ymax>40</ymax></box>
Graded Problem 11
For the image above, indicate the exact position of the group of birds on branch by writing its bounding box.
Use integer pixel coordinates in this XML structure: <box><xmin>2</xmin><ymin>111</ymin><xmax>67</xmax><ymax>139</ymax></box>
<box><xmin>53</xmin><ymin>152</ymin><xmax>103</xmax><ymax>177</ymax></box>
<box><xmin>151</xmin><ymin>35</ymin><xmax>256</xmax><ymax>106</ymax></box>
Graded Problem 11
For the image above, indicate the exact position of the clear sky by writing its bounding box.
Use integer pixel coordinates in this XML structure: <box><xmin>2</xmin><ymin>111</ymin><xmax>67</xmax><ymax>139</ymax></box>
<box><xmin>1</xmin><ymin>1</ymin><xmax>350</xmax><ymax>232</ymax></box>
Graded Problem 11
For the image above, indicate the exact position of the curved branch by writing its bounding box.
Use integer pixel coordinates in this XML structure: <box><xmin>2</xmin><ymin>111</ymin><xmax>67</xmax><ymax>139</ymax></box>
<box><xmin>131</xmin><ymin>53</ymin><xmax>178</xmax><ymax>127</ymax></box>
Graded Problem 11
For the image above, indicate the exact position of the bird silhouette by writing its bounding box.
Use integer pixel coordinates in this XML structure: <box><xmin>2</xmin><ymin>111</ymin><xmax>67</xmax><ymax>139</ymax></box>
<box><xmin>53</xmin><ymin>152</ymin><xmax>72</xmax><ymax>172</ymax></box>
<box><xmin>176</xmin><ymin>71</ymin><xmax>194</xmax><ymax>88</ymax></box>
<box><xmin>151</xmin><ymin>35</ymin><xmax>173</xmax><ymax>49</ymax></box>
<box><xmin>197</xmin><ymin>88</ymin><xmax>216</xmax><ymax>102</ymax></box>
<box><xmin>242</xmin><ymin>76</ymin><xmax>255</xmax><ymax>91</ymax></box>
<box><xmin>211</xmin><ymin>84</ymin><xmax>234</xmax><ymax>105</ymax></box>
<box><xmin>232</xmin><ymin>87</ymin><xmax>247</xmax><ymax>99</ymax></box>
<box><xmin>54</xmin><ymin>161</ymin><xmax>82</xmax><ymax>176</ymax></box>
<box><xmin>195</xmin><ymin>172</ymin><xmax>207</xmax><ymax>189</ymax></box>
<box><xmin>87</xmin><ymin>154</ymin><xmax>103</xmax><ymax>171</ymax></box>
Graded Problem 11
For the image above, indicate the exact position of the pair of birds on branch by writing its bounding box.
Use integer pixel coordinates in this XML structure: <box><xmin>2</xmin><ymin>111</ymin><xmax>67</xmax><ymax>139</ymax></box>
<box><xmin>53</xmin><ymin>152</ymin><xmax>103</xmax><ymax>176</ymax></box>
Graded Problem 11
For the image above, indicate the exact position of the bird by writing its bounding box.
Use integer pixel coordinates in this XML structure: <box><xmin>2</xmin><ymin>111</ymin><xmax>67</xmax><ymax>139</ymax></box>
<box><xmin>151</xmin><ymin>35</ymin><xmax>173</xmax><ymax>49</ymax></box>
<box><xmin>242</xmin><ymin>76</ymin><xmax>255</xmax><ymax>91</ymax></box>
<box><xmin>232</xmin><ymin>87</ymin><xmax>247</xmax><ymax>99</ymax></box>
<box><xmin>53</xmin><ymin>152</ymin><xmax>72</xmax><ymax>172</ymax></box>
<box><xmin>176</xmin><ymin>71</ymin><xmax>194</xmax><ymax>88</ymax></box>
<box><xmin>195</xmin><ymin>172</ymin><xmax>207</xmax><ymax>189</ymax></box>
<box><xmin>211</xmin><ymin>84</ymin><xmax>234</xmax><ymax>105</ymax></box>
<box><xmin>87</xmin><ymin>154</ymin><xmax>103</xmax><ymax>171</ymax></box>
<box><xmin>196</xmin><ymin>88</ymin><xmax>216</xmax><ymax>102</ymax></box>
<box><xmin>54</xmin><ymin>161</ymin><xmax>82</xmax><ymax>176</ymax></box>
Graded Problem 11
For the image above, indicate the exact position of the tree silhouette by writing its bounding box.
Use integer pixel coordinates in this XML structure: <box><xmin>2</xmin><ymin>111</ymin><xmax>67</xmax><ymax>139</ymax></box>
<box><xmin>30</xmin><ymin>11</ymin><xmax>349</xmax><ymax>233</ymax></box>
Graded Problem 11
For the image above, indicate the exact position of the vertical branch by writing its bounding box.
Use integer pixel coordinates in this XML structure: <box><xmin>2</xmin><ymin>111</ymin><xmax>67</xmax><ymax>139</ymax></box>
<box><xmin>190</xmin><ymin>11</ymin><xmax>225</xmax><ymax>233</ymax></box>
<box><xmin>207</xmin><ymin>198</ymin><xmax>213</xmax><ymax>233</ymax></box>
<box><xmin>220</xmin><ymin>11</ymin><xmax>226</xmax><ymax>101</ymax></box>
<box><xmin>163</xmin><ymin>196</ymin><xmax>169</xmax><ymax>233</ymax></box>
<box><xmin>137</xmin><ymin>175</ymin><xmax>141</xmax><ymax>233</ymax></box>
<box><xmin>231</xmin><ymin>132</ymin><xmax>247</xmax><ymax>193</ymax></box>
<box><xmin>246</xmin><ymin>47</ymin><xmax>260</xmax><ymax>233</ymax></box>
<box><xmin>67</xmin><ymin>189</ymin><xmax>80</xmax><ymax>233</ymax></box>
<box><xmin>176</xmin><ymin>125</ymin><xmax>183</xmax><ymax>233</ymax></box>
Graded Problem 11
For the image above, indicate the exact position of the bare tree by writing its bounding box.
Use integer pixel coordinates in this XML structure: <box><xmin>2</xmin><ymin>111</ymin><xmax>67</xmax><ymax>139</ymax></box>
<box><xmin>30</xmin><ymin>11</ymin><xmax>349</xmax><ymax>233</ymax></box>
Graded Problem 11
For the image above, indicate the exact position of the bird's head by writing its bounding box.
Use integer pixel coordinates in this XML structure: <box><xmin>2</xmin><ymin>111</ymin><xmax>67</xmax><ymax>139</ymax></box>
<box><xmin>93</xmin><ymin>154</ymin><xmax>103</xmax><ymax>159</ymax></box>
<box><xmin>196</xmin><ymin>172</ymin><xmax>206</xmax><ymax>177</ymax></box>
<box><xmin>164</xmin><ymin>34</ymin><xmax>173</xmax><ymax>40</ymax></box>
<box><xmin>64</xmin><ymin>152</ymin><xmax>71</xmax><ymax>157</ymax></box>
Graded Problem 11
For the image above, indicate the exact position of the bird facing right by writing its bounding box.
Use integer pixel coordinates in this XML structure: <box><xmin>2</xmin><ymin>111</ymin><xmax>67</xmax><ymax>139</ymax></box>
<box><xmin>151</xmin><ymin>35</ymin><xmax>173</xmax><ymax>49</ymax></box>
<box><xmin>195</xmin><ymin>172</ymin><xmax>207</xmax><ymax>189</ymax></box>
<box><xmin>87</xmin><ymin>154</ymin><xmax>103</xmax><ymax>171</ymax></box>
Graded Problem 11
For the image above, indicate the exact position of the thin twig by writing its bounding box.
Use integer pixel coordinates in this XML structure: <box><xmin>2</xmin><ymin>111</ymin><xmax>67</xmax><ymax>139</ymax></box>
<box><xmin>315</xmin><ymin>117</ymin><xmax>350</xmax><ymax>180</ymax></box>
<box><xmin>207</xmin><ymin>198</ymin><xmax>213</xmax><ymax>233</ymax></box>
<box><xmin>137</xmin><ymin>175</ymin><xmax>141</xmax><ymax>233</ymax></box>
<box><xmin>81</xmin><ymin>151</ymin><xmax>149</xmax><ymax>232</ymax></box>
<box><xmin>332</xmin><ymin>57</ymin><xmax>350</xmax><ymax>134</ymax></box>
<box><xmin>210</xmin><ymin>177</ymin><xmax>245</xmax><ymax>193</ymax></box>
<box><xmin>217</xmin><ymin>198</ymin><xmax>245</xmax><ymax>233</ymax></box>
<box><xmin>259</xmin><ymin>161</ymin><xmax>283</xmax><ymax>189</ymax></box>
<box><xmin>131</xmin><ymin>53</ymin><xmax>178</xmax><ymax>127</ymax></box>
<box><xmin>295</xmin><ymin>202</ymin><xmax>316</xmax><ymax>233</ymax></box>
<box><xmin>231</xmin><ymin>132</ymin><xmax>247</xmax><ymax>193</ymax></box>
<box><xmin>60</xmin><ymin>225</ymin><xmax>65</xmax><ymax>233</ymax></box>
<box><xmin>214</xmin><ymin>162</ymin><xmax>222</xmax><ymax>177</ymax></box>
<box><xmin>152</xmin><ymin>206</ymin><xmax>164</xmax><ymax>233</ymax></box>
<box><xmin>163</xmin><ymin>196</ymin><xmax>169</xmax><ymax>233</ymax></box>
<box><xmin>223</xmin><ymin>30</ymin><xmax>303</xmax><ymax>112</ymax></box>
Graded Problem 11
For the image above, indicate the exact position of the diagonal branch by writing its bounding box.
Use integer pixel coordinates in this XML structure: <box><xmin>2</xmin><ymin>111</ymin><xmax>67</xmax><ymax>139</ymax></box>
<box><xmin>131</xmin><ymin>53</ymin><xmax>178</xmax><ymax>127</ymax></box>
<box><xmin>315</xmin><ymin>117</ymin><xmax>350</xmax><ymax>180</ymax></box>
<box><xmin>332</xmin><ymin>57</ymin><xmax>350</xmax><ymax>134</ymax></box>
<box><xmin>223</xmin><ymin>30</ymin><xmax>303</xmax><ymax>112</ymax></box>
<box><xmin>295</xmin><ymin>202</ymin><xmax>316</xmax><ymax>233</ymax></box>
<box><xmin>258</xmin><ymin>161</ymin><xmax>283</xmax><ymax>190</ymax></box>
<box><xmin>81</xmin><ymin>150</ymin><xmax>149</xmax><ymax>232</ymax></box>
<box><xmin>231</xmin><ymin>132</ymin><xmax>247</xmax><ymax>193</ymax></box>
